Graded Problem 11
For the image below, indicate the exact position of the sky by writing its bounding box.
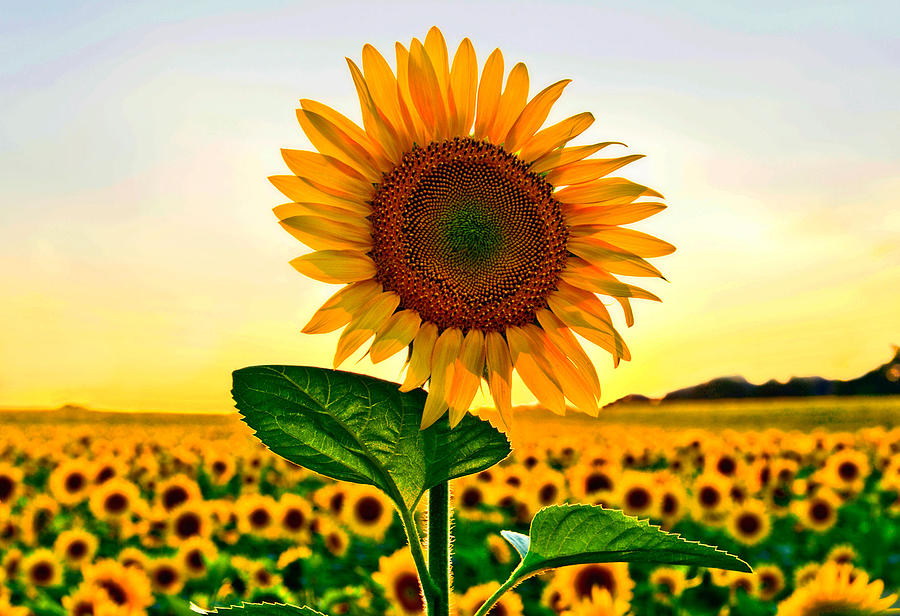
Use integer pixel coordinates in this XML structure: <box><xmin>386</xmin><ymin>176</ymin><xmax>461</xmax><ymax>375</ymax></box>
<box><xmin>1</xmin><ymin>0</ymin><xmax>898</xmax><ymax>412</ymax></box>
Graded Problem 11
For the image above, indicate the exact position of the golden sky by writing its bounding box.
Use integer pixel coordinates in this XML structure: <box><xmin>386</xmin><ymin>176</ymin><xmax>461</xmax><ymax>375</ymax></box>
<box><xmin>2</xmin><ymin>1</ymin><xmax>898</xmax><ymax>412</ymax></box>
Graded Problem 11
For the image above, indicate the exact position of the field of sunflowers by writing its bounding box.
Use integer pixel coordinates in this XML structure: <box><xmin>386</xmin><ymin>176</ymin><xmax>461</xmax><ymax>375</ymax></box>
<box><xmin>1</xmin><ymin>400</ymin><xmax>899</xmax><ymax>616</ymax></box>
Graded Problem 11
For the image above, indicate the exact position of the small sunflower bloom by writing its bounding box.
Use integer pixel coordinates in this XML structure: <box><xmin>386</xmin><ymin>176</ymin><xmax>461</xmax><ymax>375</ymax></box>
<box><xmin>271</xmin><ymin>26</ymin><xmax>672</xmax><ymax>428</ymax></box>
<box><xmin>777</xmin><ymin>561</ymin><xmax>899</xmax><ymax>616</ymax></box>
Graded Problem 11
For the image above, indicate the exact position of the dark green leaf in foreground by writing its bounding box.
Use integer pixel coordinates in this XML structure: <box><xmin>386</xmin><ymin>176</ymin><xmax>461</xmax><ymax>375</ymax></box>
<box><xmin>505</xmin><ymin>504</ymin><xmax>750</xmax><ymax>580</ymax></box>
<box><xmin>191</xmin><ymin>602</ymin><xmax>325</xmax><ymax>615</ymax></box>
<box><xmin>232</xmin><ymin>365</ymin><xmax>510</xmax><ymax>509</ymax></box>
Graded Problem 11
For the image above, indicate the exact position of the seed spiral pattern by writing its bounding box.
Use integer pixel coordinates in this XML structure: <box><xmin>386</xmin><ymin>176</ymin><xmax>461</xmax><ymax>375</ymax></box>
<box><xmin>369</xmin><ymin>138</ymin><xmax>569</xmax><ymax>331</ymax></box>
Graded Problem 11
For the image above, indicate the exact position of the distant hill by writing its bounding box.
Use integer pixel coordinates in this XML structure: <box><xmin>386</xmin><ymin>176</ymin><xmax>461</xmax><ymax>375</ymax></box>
<box><xmin>660</xmin><ymin>345</ymin><xmax>900</xmax><ymax>402</ymax></box>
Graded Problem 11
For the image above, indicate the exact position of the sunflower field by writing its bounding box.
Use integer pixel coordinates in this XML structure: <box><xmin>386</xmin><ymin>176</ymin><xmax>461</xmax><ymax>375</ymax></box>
<box><xmin>1</xmin><ymin>403</ymin><xmax>899</xmax><ymax>616</ymax></box>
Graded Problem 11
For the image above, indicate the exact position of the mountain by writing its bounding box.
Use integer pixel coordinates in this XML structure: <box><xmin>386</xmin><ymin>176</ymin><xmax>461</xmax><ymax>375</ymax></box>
<box><xmin>660</xmin><ymin>345</ymin><xmax>900</xmax><ymax>401</ymax></box>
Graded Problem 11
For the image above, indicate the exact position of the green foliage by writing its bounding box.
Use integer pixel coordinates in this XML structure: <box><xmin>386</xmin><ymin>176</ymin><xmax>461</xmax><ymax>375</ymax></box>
<box><xmin>232</xmin><ymin>365</ymin><xmax>510</xmax><ymax>509</ymax></box>
<box><xmin>191</xmin><ymin>603</ymin><xmax>325</xmax><ymax>615</ymax></box>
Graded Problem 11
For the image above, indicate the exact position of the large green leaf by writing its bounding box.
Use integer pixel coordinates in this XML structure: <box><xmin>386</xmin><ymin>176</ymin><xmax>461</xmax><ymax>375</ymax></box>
<box><xmin>191</xmin><ymin>603</ymin><xmax>324</xmax><ymax>615</ymax></box>
<box><xmin>232</xmin><ymin>365</ymin><xmax>510</xmax><ymax>508</ymax></box>
<box><xmin>479</xmin><ymin>505</ymin><xmax>750</xmax><ymax>616</ymax></box>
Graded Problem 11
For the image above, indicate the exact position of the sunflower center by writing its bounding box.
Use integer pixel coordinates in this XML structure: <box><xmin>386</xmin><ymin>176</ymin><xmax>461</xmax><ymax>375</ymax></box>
<box><xmin>370</xmin><ymin>138</ymin><xmax>568</xmax><ymax>331</ymax></box>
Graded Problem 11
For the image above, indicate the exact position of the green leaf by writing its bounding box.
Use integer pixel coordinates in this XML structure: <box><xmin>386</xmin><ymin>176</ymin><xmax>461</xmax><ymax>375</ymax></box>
<box><xmin>191</xmin><ymin>602</ymin><xmax>325</xmax><ymax>615</ymax></box>
<box><xmin>500</xmin><ymin>530</ymin><xmax>530</xmax><ymax>559</ymax></box>
<box><xmin>477</xmin><ymin>505</ymin><xmax>750</xmax><ymax>616</ymax></box>
<box><xmin>232</xmin><ymin>365</ymin><xmax>510</xmax><ymax>508</ymax></box>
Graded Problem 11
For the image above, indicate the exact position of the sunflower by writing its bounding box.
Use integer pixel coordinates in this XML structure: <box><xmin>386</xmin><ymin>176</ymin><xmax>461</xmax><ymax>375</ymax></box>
<box><xmin>117</xmin><ymin>547</ymin><xmax>151</xmax><ymax>572</ymax></box>
<box><xmin>776</xmin><ymin>561</ymin><xmax>899</xmax><ymax>615</ymax></box>
<box><xmin>457</xmin><ymin>582</ymin><xmax>524</xmax><ymax>616</ymax></box>
<box><xmin>277</xmin><ymin>493</ymin><xmax>313</xmax><ymax>539</ymax></box>
<box><xmin>341</xmin><ymin>485</ymin><xmax>395</xmax><ymax>541</ymax></box>
<box><xmin>21</xmin><ymin>548</ymin><xmax>63</xmax><ymax>589</ymax></box>
<box><xmin>20</xmin><ymin>495</ymin><xmax>59</xmax><ymax>545</ymax></box>
<box><xmin>548</xmin><ymin>562</ymin><xmax>634</xmax><ymax>611</ymax></box>
<box><xmin>235</xmin><ymin>494</ymin><xmax>279</xmax><ymax>538</ymax></box>
<box><xmin>825</xmin><ymin>544</ymin><xmax>857</xmax><ymax>566</ymax></box>
<box><xmin>62</xmin><ymin>583</ymin><xmax>119</xmax><ymax>616</ymax></box>
<box><xmin>793</xmin><ymin>488</ymin><xmax>841</xmax><ymax>532</ymax></box>
<box><xmin>54</xmin><ymin>528</ymin><xmax>99</xmax><ymax>568</ymax></box>
<box><xmin>82</xmin><ymin>559</ymin><xmax>154</xmax><ymax>616</ymax></box>
<box><xmin>614</xmin><ymin>471</ymin><xmax>655</xmax><ymax>518</ymax></box>
<box><xmin>167</xmin><ymin>501</ymin><xmax>212</xmax><ymax>546</ymax></box>
<box><xmin>726</xmin><ymin>499</ymin><xmax>771</xmax><ymax>546</ymax></box>
<box><xmin>317</xmin><ymin>517</ymin><xmax>350</xmax><ymax>558</ymax></box>
<box><xmin>820</xmin><ymin>448</ymin><xmax>870</xmax><ymax>493</ymax></box>
<box><xmin>648</xmin><ymin>567</ymin><xmax>700</xmax><ymax>605</ymax></box>
<box><xmin>0</xmin><ymin>463</ymin><xmax>23</xmax><ymax>506</ymax></box>
<box><xmin>148</xmin><ymin>557</ymin><xmax>185</xmax><ymax>595</ymax></box>
<box><xmin>176</xmin><ymin>536</ymin><xmax>218</xmax><ymax>579</ymax></box>
<box><xmin>88</xmin><ymin>477</ymin><xmax>141</xmax><ymax>522</ymax></box>
<box><xmin>271</xmin><ymin>26</ymin><xmax>671</xmax><ymax>428</ymax></box>
<box><xmin>690</xmin><ymin>473</ymin><xmax>733</xmax><ymax>527</ymax></box>
<box><xmin>755</xmin><ymin>564</ymin><xmax>786</xmax><ymax>602</ymax></box>
<box><xmin>372</xmin><ymin>547</ymin><xmax>424</xmax><ymax>616</ymax></box>
<box><xmin>155</xmin><ymin>475</ymin><xmax>203</xmax><ymax>512</ymax></box>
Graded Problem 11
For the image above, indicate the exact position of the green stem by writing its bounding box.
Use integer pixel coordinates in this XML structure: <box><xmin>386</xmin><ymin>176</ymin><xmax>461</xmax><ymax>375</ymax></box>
<box><xmin>428</xmin><ymin>481</ymin><xmax>451</xmax><ymax>616</ymax></box>
<box><xmin>472</xmin><ymin>574</ymin><xmax>518</xmax><ymax>616</ymax></box>
<box><xmin>399</xmin><ymin>503</ymin><xmax>440</xmax><ymax>611</ymax></box>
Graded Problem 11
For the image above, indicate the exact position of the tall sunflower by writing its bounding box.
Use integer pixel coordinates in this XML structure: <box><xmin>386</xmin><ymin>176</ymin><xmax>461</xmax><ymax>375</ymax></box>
<box><xmin>271</xmin><ymin>26</ymin><xmax>673</xmax><ymax>428</ymax></box>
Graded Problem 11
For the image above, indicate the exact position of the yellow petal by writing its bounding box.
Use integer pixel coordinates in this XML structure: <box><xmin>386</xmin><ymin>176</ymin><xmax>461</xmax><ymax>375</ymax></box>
<box><xmin>567</xmin><ymin>237</ymin><xmax>666</xmax><ymax>278</ymax></box>
<box><xmin>564</xmin><ymin>202</ymin><xmax>666</xmax><ymax>227</ymax></box>
<box><xmin>449</xmin><ymin>37</ymin><xmax>477</xmax><ymax>137</ymax></box>
<box><xmin>300</xmin><ymin>99</ymin><xmax>392</xmax><ymax>171</ymax></box>
<box><xmin>617</xmin><ymin>296</ymin><xmax>635</xmax><ymax>328</ymax></box>
<box><xmin>395</xmin><ymin>42</ymin><xmax>429</xmax><ymax>146</ymax></box>
<box><xmin>268</xmin><ymin>176</ymin><xmax>369</xmax><ymax>215</ymax></box>
<box><xmin>280</xmin><ymin>149</ymin><xmax>372</xmax><ymax>200</ymax></box>
<box><xmin>546</xmin><ymin>281</ymin><xmax>630</xmax><ymax>366</ymax></box>
<box><xmin>555</xmin><ymin>177</ymin><xmax>664</xmax><ymax>206</ymax></box>
<box><xmin>290</xmin><ymin>250</ymin><xmax>376</xmax><ymax>284</ymax></box>
<box><xmin>447</xmin><ymin>329</ymin><xmax>486</xmax><ymax>427</ymax></box>
<box><xmin>485</xmin><ymin>331</ymin><xmax>514</xmax><ymax>429</ymax></box>
<box><xmin>302</xmin><ymin>281</ymin><xmax>382</xmax><ymax>335</ymax></box>
<box><xmin>473</xmin><ymin>48</ymin><xmax>503</xmax><ymax>140</ymax></box>
<box><xmin>518</xmin><ymin>114</ymin><xmax>597</xmax><ymax>164</ymax></box>
<box><xmin>345</xmin><ymin>58</ymin><xmax>403</xmax><ymax>163</ymax></box>
<box><xmin>504</xmin><ymin>79</ymin><xmax>571</xmax><ymax>154</ymax></box>
<box><xmin>279</xmin><ymin>215</ymin><xmax>372</xmax><ymax>251</ymax></box>
<box><xmin>506</xmin><ymin>325</ymin><xmax>565</xmax><ymax>415</ymax></box>
<box><xmin>528</xmin><ymin>326</ymin><xmax>598</xmax><ymax>417</ymax></box>
<box><xmin>488</xmin><ymin>62</ymin><xmax>528</xmax><ymax>144</ymax></box>
<box><xmin>421</xmin><ymin>328</ymin><xmax>463</xmax><ymax>429</ymax></box>
<box><xmin>400</xmin><ymin>321</ymin><xmax>439</xmax><ymax>392</ymax></box>
<box><xmin>424</xmin><ymin>26</ymin><xmax>450</xmax><ymax>105</ymax></box>
<box><xmin>408</xmin><ymin>38</ymin><xmax>449</xmax><ymax>141</ymax></box>
<box><xmin>361</xmin><ymin>43</ymin><xmax>412</xmax><ymax>151</ymax></box>
<box><xmin>545</xmin><ymin>155</ymin><xmax>645</xmax><ymax>187</ymax></box>
<box><xmin>588</xmin><ymin>228</ymin><xmax>676</xmax><ymax>257</ymax></box>
<box><xmin>560</xmin><ymin>261</ymin><xmax>662</xmax><ymax>302</ymax></box>
<box><xmin>334</xmin><ymin>292</ymin><xmax>401</xmax><ymax>368</ymax></box>
<box><xmin>535</xmin><ymin>309</ymin><xmax>601</xmax><ymax>397</ymax></box>
<box><xmin>369</xmin><ymin>310</ymin><xmax>421</xmax><ymax>364</ymax></box>
<box><xmin>273</xmin><ymin>201</ymin><xmax>370</xmax><ymax>222</ymax></box>
<box><xmin>296</xmin><ymin>109</ymin><xmax>382</xmax><ymax>181</ymax></box>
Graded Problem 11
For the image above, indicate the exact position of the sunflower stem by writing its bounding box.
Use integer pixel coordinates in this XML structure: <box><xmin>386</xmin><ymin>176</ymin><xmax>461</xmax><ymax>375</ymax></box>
<box><xmin>472</xmin><ymin>575</ymin><xmax>517</xmax><ymax>616</ymax></box>
<box><xmin>427</xmin><ymin>480</ymin><xmax>451</xmax><ymax>616</ymax></box>
<box><xmin>398</xmin><ymin>503</ymin><xmax>440</xmax><ymax>612</ymax></box>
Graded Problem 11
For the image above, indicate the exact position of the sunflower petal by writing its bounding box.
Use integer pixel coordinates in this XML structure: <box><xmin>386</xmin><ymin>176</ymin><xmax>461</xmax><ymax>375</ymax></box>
<box><xmin>408</xmin><ymin>38</ymin><xmax>449</xmax><ymax>141</ymax></box>
<box><xmin>345</xmin><ymin>58</ymin><xmax>403</xmax><ymax>163</ymax></box>
<box><xmin>488</xmin><ymin>62</ymin><xmax>529</xmax><ymax>144</ymax></box>
<box><xmin>589</xmin><ymin>228</ymin><xmax>676</xmax><ymax>257</ymax></box>
<box><xmin>369</xmin><ymin>309</ymin><xmax>421</xmax><ymax>364</ymax></box>
<box><xmin>273</xmin><ymin>201</ymin><xmax>370</xmax><ymax>222</ymax></box>
<box><xmin>449</xmin><ymin>37</ymin><xmax>477</xmax><ymax>137</ymax></box>
<box><xmin>361</xmin><ymin>43</ymin><xmax>412</xmax><ymax>150</ymax></box>
<box><xmin>506</xmin><ymin>325</ymin><xmax>565</xmax><ymax>415</ymax></box>
<box><xmin>560</xmin><ymin>261</ymin><xmax>662</xmax><ymax>302</ymax></box>
<box><xmin>473</xmin><ymin>48</ymin><xmax>503</xmax><ymax>140</ymax></box>
<box><xmin>447</xmin><ymin>329</ymin><xmax>486</xmax><ymax>427</ymax></box>
<box><xmin>546</xmin><ymin>281</ymin><xmax>631</xmax><ymax>365</ymax></box>
<box><xmin>333</xmin><ymin>292</ymin><xmax>401</xmax><ymax>368</ymax></box>
<box><xmin>289</xmin><ymin>250</ymin><xmax>376</xmax><ymax>284</ymax></box>
<box><xmin>268</xmin><ymin>176</ymin><xmax>370</xmax><ymax>215</ymax></box>
<box><xmin>424</xmin><ymin>26</ymin><xmax>450</xmax><ymax>105</ymax></box>
<box><xmin>529</xmin><ymin>141</ymin><xmax>624</xmax><ymax>175</ymax></box>
<box><xmin>545</xmin><ymin>155</ymin><xmax>645</xmax><ymax>186</ymax></box>
<box><xmin>519</xmin><ymin>113</ymin><xmax>596</xmax><ymax>164</ymax></box>
<box><xmin>617</xmin><ymin>296</ymin><xmax>635</xmax><ymax>327</ymax></box>
<box><xmin>555</xmin><ymin>177</ymin><xmax>664</xmax><ymax>205</ymax></box>
<box><xmin>280</xmin><ymin>149</ymin><xmax>372</xmax><ymax>200</ymax></box>
<box><xmin>528</xmin><ymin>326</ymin><xmax>598</xmax><ymax>417</ymax></box>
<box><xmin>395</xmin><ymin>42</ymin><xmax>429</xmax><ymax>146</ymax></box>
<box><xmin>485</xmin><ymin>331</ymin><xmax>514</xmax><ymax>429</ymax></box>
<box><xmin>302</xmin><ymin>281</ymin><xmax>382</xmax><ymax>335</ymax></box>
<box><xmin>567</xmin><ymin>237</ymin><xmax>666</xmax><ymax>278</ymax></box>
<box><xmin>279</xmin><ymin>216</ymin><xmax>372</xmax><ymax>252</ymax></box>
<box><xmin>535</xmin><ymin>309</ymin><xmax>601</xmax><ymax>397</ymax></box>
<box><xmin>296</xmin><ymin>109</ymin><xmax>382</xmax><ymax>181</ymax></box>
<box><xmin>564</xmin><ymin>202</ymin><xmax>666</xmax><ymax>227</ymax></box>
<box><xmin>504</xmin><ymin>79</ymin><xmax>571</xmax><ymax>154</ymax></box>
<box><xmin>399</xmin><ymin>321</ymin><xmax>439</xmax><ymax>392</ymax></box>
<box><xmin>421</xmin><ymin>328</ymin><xmax>463</xmax><ymax>429</ymax></box>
